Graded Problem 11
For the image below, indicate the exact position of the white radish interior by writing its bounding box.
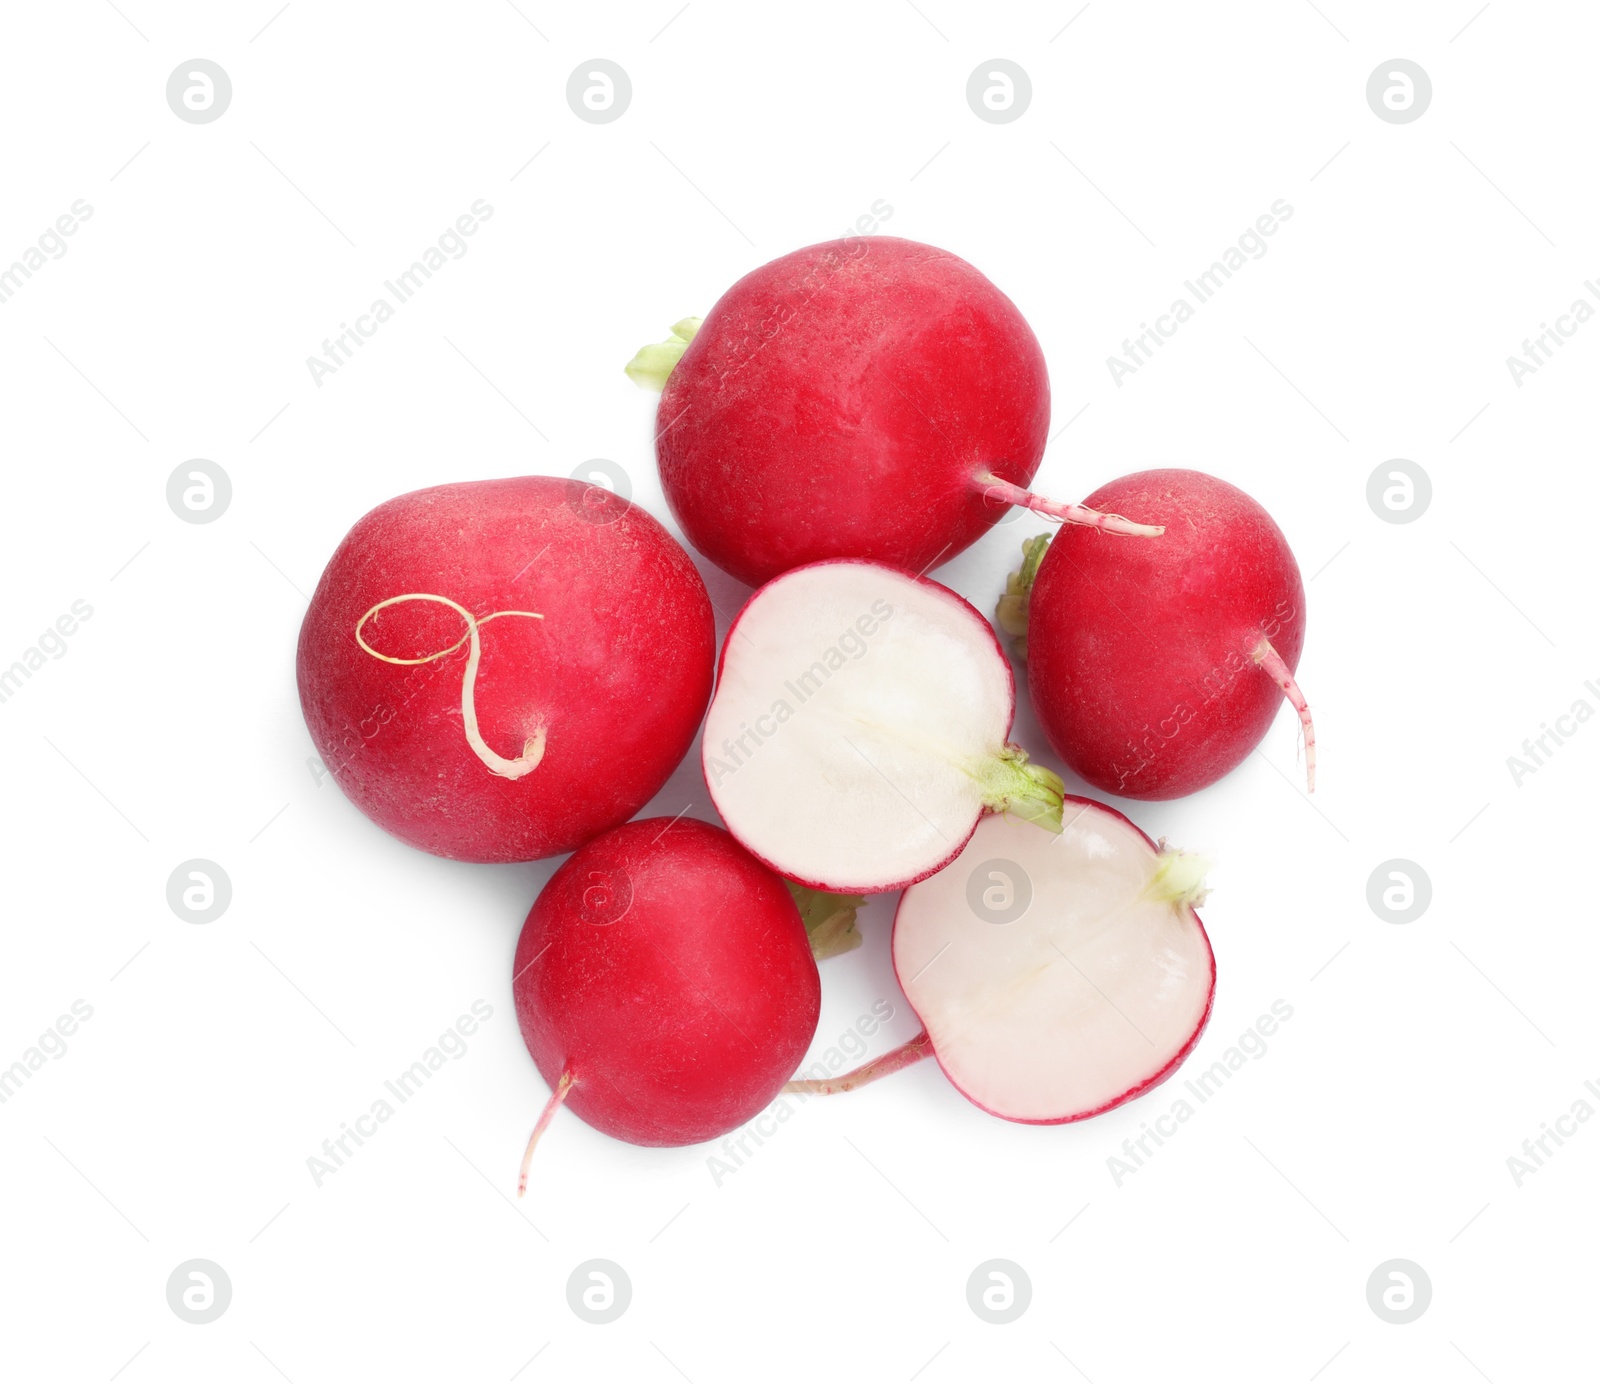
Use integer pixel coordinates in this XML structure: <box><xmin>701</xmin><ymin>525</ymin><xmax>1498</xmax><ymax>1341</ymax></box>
<box><xmin>705</xmin><ymin>562</ymin><xmax>1013</xmax><ymax>891</ymax></box>
<box><xmin>894</xmin><ymin>807</ymin><xmax>1214</xmax><ymax>1122</ymax></box>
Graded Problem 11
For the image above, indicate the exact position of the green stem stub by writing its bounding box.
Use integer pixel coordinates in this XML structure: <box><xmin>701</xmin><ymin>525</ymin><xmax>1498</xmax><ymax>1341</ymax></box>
<box><xmin>624</xmin><ymin>317</ymin><xmax>703</xmax><ymax>391</ymax></box>
<box><xmin>995</xmin><ymin>533</ymin><xmax>1051</xmax><ymax>661</ymax></box>
<box><xmin>785</xmin><ymin>881</ymin><xmax>865</xmax><ymax>960</ymax></box>
<box><xmin>1142</xmin><ymin>846</ymin><xmax>1214</xmax><ymax>909</ymax></box>
<box><xmin>975</xmin><ymin>743</ymin><xmax>1065</xmax><ymax>834</ymax></box>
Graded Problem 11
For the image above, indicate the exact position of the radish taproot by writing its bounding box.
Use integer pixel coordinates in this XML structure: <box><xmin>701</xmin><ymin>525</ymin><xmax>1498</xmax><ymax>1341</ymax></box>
<box><xmin>1005</xmin><ymin>468</ymin><xmax>1315</xmax><ymax>800</ymax></box>
<box><xmin>703</xmin><ymin>559</ymin><xmax>1064</xmax><ymax>894</ymax></box>
<box><xmin>298</xmin><ymin>476</ymin><xmax>715</xmax><ymax>863</ymax></box>
<box><xmin>786</xmin><ymin>805</ymin><xmax>1216</xmax><ymax>1123</ymax></box>
<box><xmin>627</xmin><ymin>236</ymin><xmax>1163</xmax><ymax>587</ymax></box>
<box><xmin>511</xmin><ymin>817</ymin><xmax>820</xmax><ymax>1190</ymax></box>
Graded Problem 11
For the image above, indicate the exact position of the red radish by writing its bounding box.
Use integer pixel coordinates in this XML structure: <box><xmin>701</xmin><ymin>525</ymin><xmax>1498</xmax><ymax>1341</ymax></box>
<box><xmin>1010</xmin><ymin>468</ymin><xmax>1314</xmax><ymax>800</ymax></box>
<box><xmin>297</xmin><ymin>476</ymin><xmax>714</xmax><ymax>863</ymax></box>
<box><xmin>787</xmin><ymin>804</ymin><xmax>1216</xmax><ymax>1124</ymax></box>
<box><xmin>627</xmin><ymin>236</ymin><xmax>1163</xmax><ymax>588</ymax></box>
<box><xmin>511</xmin><ymin>816</ymin><xmax>820</xmax><ymax>1188</ymax></box>
<box><xmin>703</xmin><ymin>559</ymin><xmax>1064</xmax><ymax>894</ymax></box>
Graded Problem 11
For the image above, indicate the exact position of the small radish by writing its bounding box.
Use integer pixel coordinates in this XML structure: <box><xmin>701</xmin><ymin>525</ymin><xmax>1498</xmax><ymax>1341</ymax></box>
<box><xmin>787</xmin><ymin>805</ymin><xmax>1216</xmax><ymax>1124</ymax></box>
<box><xmin>511</xmin><ymin>817</ymin><xmax>820</xmax><ymax>1190</ymax></box>
<box><xmin>298</xmin><ymin>476</ymin><xmax>714</xmax><ymax>863</ymax></box>
<box><xmin>627</xmin><ymin>236</ymin><xmax>1163</xmax><ymax>587</ymax></box>
<box><xmin>1006</xmin><ymin>468</ymin><xmax>1314</xmax><ymax>800</ymax></box>
<box><xmin>703</xmin><ymin>559</ymin><xmax>1064</xmax><ymax>894</ymax></box>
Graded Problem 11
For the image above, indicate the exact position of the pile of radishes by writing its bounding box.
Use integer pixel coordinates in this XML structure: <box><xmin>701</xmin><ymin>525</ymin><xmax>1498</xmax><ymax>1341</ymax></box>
<box><xmin>297</xmin><ymin>235</ymin><xmax>1313</xmax><ymax>1188</ymax></box>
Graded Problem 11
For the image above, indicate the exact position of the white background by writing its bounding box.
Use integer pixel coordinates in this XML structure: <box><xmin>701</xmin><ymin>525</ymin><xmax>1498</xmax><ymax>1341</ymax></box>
<box><xmin>1</xmin><ymin>1</ymin><xmax>1595</xmax><ymax>1380</ymax></box>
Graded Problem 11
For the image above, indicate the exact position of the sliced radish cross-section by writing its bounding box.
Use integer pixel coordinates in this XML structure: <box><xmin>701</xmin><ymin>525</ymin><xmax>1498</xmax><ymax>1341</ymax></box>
<box><xmin>891</xmin><ymin>803</ymin><xmax>1215</xmax><ymax>1123</ymax></box>
<box><xmin>704</xmin><ymin>560</ymin><xmax>1064</xmax><ymax>894</ymax></box>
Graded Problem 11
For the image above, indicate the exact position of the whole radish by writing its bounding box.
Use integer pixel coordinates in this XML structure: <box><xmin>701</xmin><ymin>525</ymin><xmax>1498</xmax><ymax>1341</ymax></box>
<box><xmin>511</xmin><ymin>817</ymin><xmax>820</xmax><ymax>1190</ymax></box>
<box><xmin>298</xmin><ymin>476</ymin><xmax>714</xmax><ymax>863</ymax></box>
<box><xmin>1009</xmin><ymin>468</ymin><xmax>1314</xmax><ymax>800</ymax></box>
<box><xmin>627</xmin><ymin>236</ymin><xmax>1162</xmax><ymax>587</ymax></box>
<box><xmin>787</xmin><ymin>805</ymin><xmax>1216</xmax><ymax>1124</ymax></box>
<box><xmin>703</xmin><ymin>559</ymin><xmax>1064</xmax><ymax>894</ymax></box>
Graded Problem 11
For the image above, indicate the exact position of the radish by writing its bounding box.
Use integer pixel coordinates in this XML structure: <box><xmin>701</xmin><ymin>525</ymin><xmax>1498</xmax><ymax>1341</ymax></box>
<box><xmin>511</xmin><ymin>816</ymin><xmax>820</xmax><ymax>1190</ymax></box>
<box><xmin>1006</xmin><ymin>468</ymin><xmax>1315</xmax><ymax>800</ymax></box>
<box><xmin>787</xmin><ymin>804</ymin><xmax>1216</xmax><ymax>1123</ymax></box>
<box><xmin>703</xmin><ymin>559</ymin><xmax>1065</xmax><ymax>894</ymax></box>
<box><xmin>626</xmin><ymin>236</ymin><xmax>1163</xmax><ymax>587</ymax></box>
<box><xmin>297</xmin><ymin>476</ymin><xmax>715</xmax><ymax>863</ymax></box>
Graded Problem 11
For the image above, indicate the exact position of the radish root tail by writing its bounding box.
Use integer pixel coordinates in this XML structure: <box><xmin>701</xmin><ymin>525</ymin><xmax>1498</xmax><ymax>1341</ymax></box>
<box><xmin>517</xmin><ymin>1071</ymin><xmax>574</xmax><ymax>1197</ymax></box>
<box><xmin>783</xmin><ymin>1031</ymin><xmax>933</xmax><ymax>1096</ymax></box>
<box><xmin>355</xmin><ymin>593</ymin><xmax>546</xmax><ymax>781</ymax></box>
<box><xmin>1253</xmin><ymin>637</ymin><xmax>1316</xmax><ymax>793</ymax></box>
<box><xmin>973</xmin><ymin>473</ymin><xmax>1165</xmax><ymax>538</ymax></box>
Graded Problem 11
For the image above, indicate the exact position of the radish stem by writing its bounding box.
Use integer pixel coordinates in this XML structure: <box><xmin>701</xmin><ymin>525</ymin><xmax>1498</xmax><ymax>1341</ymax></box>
<box><xmin>973</xmin><ymin>744</ymin><xmax>1065</xmax><ymax>833</ymax></box>
<box><xmin>973</xmin><ymin>472</ymin><xmax>1165</xmax><ymax>538</ymax></box>
<box><xmin>995</xmin><ymin>533</ymin><xmax>1051</xmax><ymax>660</ymax></box>
<box><xmin>785</xmin><ymin>881</ymin><xmax>865</xmax><ymax>960</ymax></box>
<box><xmin>1252</xmin><ymin>637</ymin><xmax>1316</xmax><ymax>793</ymax></box>
<box><xmin>517</xmin><ymin>1071</ymin><xmax>574</xmax><ymax>1197</ymax></box>
<box><xmin>625</xmin><ymin>318</ymin><xmax>703</xmax><ymax>391</ymax></box>
<box><xmin>783</xmin><ymin>1031</ymin><xmax>932</xmax><ymax>1095</ymax></box>
<box><xmin>1143</xmin><ymin>845</ymin><xmax>1214</xmax><ymax>908</ymax></box>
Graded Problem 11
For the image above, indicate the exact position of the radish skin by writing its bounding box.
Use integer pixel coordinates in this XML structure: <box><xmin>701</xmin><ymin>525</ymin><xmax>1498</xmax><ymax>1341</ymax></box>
<box><xmin>297</xmin><ymin>477</ymin><xmax>715</xmax><ymax>862</ymax></box>
<box><xmin>511</xmin><ymin>818</ymin><xmax>820</xmax><ymax>1178</ymax></box>
<box><xmin>1019</xmin><ymin>469</ymin><xmax>1314</xmax><ymax>800</ymax></box>
<box><xmin>633</xmin><ymin>237</ymin><xmax>1163</xmax><ymax>586</ymax></box>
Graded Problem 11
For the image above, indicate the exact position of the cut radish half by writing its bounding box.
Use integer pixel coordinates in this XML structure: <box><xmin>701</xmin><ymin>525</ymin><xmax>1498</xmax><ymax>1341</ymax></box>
<box><xmin>792</xmin><ymin>804</ymin><xmax>1215</xmax><ymax>1122</ymax></box>
<box><xmin>704</xmin><ymin>561</ymin><xmax>1065</xmax><ymax>894</ymax></box>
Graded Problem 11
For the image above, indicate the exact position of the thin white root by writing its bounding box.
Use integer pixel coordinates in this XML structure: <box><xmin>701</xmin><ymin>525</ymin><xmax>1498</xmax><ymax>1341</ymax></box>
<box><xmin>974</xmin><ymin>473</ymin><xmax>1165</xmax><ymax>538</ymax></box>
<box><xmin>355</xmin><ymin>593</ymin><xmax>546</xmax><ymax>779</ymax></box>
<box><xmin>1253</xmin><ymin>637</ymin><xmax>1316</xmax><ymax>793</ymax></box>
<box><xmin>783</xmin><ymin>1031</ymin><xmax>932</xmax><ymax>1095</ymax></box>
<box><xmin>518</xmin><ymin>1072</ymin><xmax>574</xmax><ymax>1198</ymax></box>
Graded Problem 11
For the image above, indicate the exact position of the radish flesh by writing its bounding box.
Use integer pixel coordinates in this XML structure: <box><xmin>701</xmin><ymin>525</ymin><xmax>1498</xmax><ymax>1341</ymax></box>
<box><xmin>298</xmin><ymin>477</ymin><xmax>715</xmax><ymax>863</ymax></box>
<box><xmin>511</xmin><ymin>817</ymin><xmax>820</xmax><ymax>1190</ymax></box>
<box><xmin>704</xmin><ymin>559</ymin><xmax>1065</xmax><ymax>894</ymax></box>
<box><xmin>1011</xmin><ymin>468</ymin><xmax>1314</xmax><ymax>800</ymax></box>
<box><xmin>788</xmin><ymin>804</ymin><xmax>1216</xmax><ymax>1123</ymax></box>
<box><xmin>629</xmin><ymin>237</ymin><xmax>1162</xmax><ymax>588</ymax></box>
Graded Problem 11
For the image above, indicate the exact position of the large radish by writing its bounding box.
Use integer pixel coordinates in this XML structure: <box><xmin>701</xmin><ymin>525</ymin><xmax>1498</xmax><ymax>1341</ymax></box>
<box><xmin>298</xmin><ymin>476</ymin><xmax>714</xmax><ymax>863</ymax></box>
<box><xmin>511</xmin><ymin>817</ymin><xmax>820</xmax><ymax>1191</ymax></box>
<box><xmin>627</xmin><ymin>236</ymin><xmax>1162</xmax><ymax>587</ymax></box>
<box><xmin>787</xmin><ymin>805</ymin><xmax>1216</xmax><ymax>1123</ymax></box>
<box><xmin>702</xmin><ymin>559</ymin><xmax>1065</xmax><ymax>894</ymax></box>
<box><xmin>1005</xmin><ymin>468</ymin><xmax>1315</xmax><ymax>799</ymax></box>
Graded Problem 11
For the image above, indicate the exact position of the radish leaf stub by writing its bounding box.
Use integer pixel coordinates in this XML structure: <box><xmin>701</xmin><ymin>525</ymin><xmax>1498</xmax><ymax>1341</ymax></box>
<box><xmin>785</xmin><ymin>881</ymin><xmax>866</xmax><ymax>959</ymax></box>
